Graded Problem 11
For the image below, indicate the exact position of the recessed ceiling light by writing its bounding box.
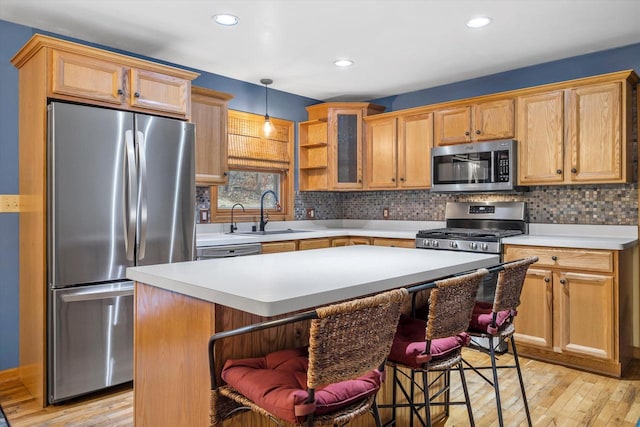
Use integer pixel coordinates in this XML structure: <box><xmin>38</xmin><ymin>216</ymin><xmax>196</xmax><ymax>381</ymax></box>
<box><xmin>213</xmin><ymin>14</ymin><xmax>239</xmax><ymax>26</ymax></box>
<box><xmin>466</xmin><ymin>16</ymin><xmax>492</xmax><ymax>28</ymax></box>
<box><xmin>334</xmin><ymin>59</ymin><xmax>354</xmax><ymax>68</ymax></box>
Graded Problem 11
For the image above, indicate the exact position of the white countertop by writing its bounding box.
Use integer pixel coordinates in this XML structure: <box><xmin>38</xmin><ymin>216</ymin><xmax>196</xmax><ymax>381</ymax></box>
<box><xmin>126</xmin><ymin>246</ymin><xmax>500</xmax><ymax>317</ymax></box>
<box><xmin>196</xmin><ymin>221</ymin><xmax>638</xmax><ymax>251</ymax></box>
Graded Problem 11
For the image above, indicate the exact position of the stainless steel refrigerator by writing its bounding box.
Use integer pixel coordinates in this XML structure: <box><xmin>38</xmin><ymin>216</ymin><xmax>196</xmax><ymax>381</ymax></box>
<box><xmin>47</xmin><ymin>101</ymin><xmax>195</xmax><ymax>403</ymax></box>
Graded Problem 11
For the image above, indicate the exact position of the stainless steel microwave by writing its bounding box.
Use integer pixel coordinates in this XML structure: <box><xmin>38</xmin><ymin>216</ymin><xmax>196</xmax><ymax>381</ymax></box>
<box><xmin>431</xmin><ymin>139</ymin><xmax>518</xmax><ymax>192</ymax></box>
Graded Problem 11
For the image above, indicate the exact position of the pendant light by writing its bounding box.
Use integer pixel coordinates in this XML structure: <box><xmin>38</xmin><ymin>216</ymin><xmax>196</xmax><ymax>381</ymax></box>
<box><xmin>260</xmin><ymin>78</ymin><xmax>273</xmax><ymax>136</ymax></box>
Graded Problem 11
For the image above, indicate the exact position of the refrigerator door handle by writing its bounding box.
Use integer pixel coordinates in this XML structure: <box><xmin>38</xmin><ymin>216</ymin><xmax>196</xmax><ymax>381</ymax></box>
<box><xmin>124</xmin><ymin>130</ymin><xmax>137</xmax><ymax>261</ymax></box>
<box><xmin>60</xmin><ymin>286</ymin><xmax>134</xmax><ymax>303</ymax></box>
<box><xmin>136</xmin><ymin>130</ymin><xmax>148</xmax><ymax>261</ymax></box>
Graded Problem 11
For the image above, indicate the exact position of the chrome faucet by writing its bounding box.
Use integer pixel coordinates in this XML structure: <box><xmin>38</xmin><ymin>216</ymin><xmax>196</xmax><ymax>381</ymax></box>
<box><xmin>230</xmin><ymin>203</ymin><xmax>245</xmax><ymax>233</ymax></box>
<box><xmin>259</xmin><ymin>190</ymin><xmax>278</xmax><ymax>232</ymax></box>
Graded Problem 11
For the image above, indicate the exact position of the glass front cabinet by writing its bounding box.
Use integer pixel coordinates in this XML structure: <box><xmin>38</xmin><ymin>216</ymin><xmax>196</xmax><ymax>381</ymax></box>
<box><xmin>299</xmin><ymin>102</ymin><xmax>384</xmax><ymax>191</ymax></box>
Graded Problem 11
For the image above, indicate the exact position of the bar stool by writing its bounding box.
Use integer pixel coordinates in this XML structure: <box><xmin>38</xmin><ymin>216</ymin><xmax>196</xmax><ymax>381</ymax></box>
<box><xmin>208</xmin><ymin>288</ymin><xmax>408</xmax><ymax>427</ymax></box>
<box><xmin>383</xmin><ymin>268</ymin><xmax>488</xmax><ymax>426</ymax></box>
<box><xmin>463</xmin><ymin>256</ymin><xmax>538</xmax><ymax>427</ymax></box>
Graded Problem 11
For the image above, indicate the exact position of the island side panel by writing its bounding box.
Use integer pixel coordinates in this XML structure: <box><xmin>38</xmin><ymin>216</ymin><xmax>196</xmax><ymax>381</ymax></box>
<box><xmin>134</xmin><ymin>282</ymin><xmax>216</xmax><ymax>426</ymax></box>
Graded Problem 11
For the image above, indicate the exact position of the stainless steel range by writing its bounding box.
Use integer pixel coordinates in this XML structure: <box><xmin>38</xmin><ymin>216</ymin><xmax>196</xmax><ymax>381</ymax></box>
<box><xmin>416</xmin><ymin>201</ymin><xmax>528</xmax><ymax>351</ymax></box>
<box><xmin>416</xmin><ymin>201</ymin><xmax>527</xmax><ymax>255</ymax></box>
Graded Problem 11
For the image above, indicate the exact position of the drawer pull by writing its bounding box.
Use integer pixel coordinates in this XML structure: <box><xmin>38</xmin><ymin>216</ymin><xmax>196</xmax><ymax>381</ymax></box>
<box><xmin>551</xmin><ymin>256</ymin><xmax>558</xmax><ymax>261</ymax></box>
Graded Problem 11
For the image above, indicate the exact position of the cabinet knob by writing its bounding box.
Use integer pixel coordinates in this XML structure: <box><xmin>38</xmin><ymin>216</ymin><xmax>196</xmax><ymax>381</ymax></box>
<box><xmin>400</xmin><ymin>177</ymin><xmax>405</xmax><ymax>182</ymax></box>
<box><xmin>559</xmin><ymin>278</ymin><xmax>566</xmax><ymax>285</ymax></box>
<box><xmin>117</xmin><ymin>89</ymin><xmax>123</xmax><ymax>95</ymax></box>
<box><xmin>544</xmin><ymin>277</ymin><xmax>550</xmax><ymax>283</ymax></box>
<box><xmin>475</xmin><ymin>129</ymin><xmax>481</xmax><ymax>135</ymax></box>
<box><xmin>134</xmin><ymin>92</ymin><xmax>141</xmax><ymax>98</ymax></box>
<box><xmin>464</xmin><ymin>131</ymin><xmax>470</xmax><ymax>136</ymax></box>
<box><xmin>551</xmin><ymin>255</ymin><xmax>558</xmax><ymax>261</ymax></box>
<box><xmin>571</xmin><ymin>168</ymin><xmax>577</xmax><ymax>173</ymax></box>
<box><xmin>391</xmin><ymin>178</ymin><xmax>396</xmax><ymax>182</ymax></box>
<box><xmin>358</xmin><ymin>179</ymin><xmax>362</xmax><ymax>183</ymax></box>
<box><xmin>223</xmin><ymin>172</ymin><xmax>228</xmax><ymax>176</ymax></box>
<box><xmin>556</xmin><ymin>169</ymin><xmax>562</xmax><ymax>174</ymax></box>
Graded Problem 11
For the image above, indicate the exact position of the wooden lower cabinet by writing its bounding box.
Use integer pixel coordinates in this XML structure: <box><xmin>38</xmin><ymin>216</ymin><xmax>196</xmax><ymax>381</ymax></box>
<box><xmin>372</xmin><ymin>237</ymin><xmax>416</xmax><ymax>248</ymax></box>
<box><xmin>503</xmin><ymin>244</ymin><xmax>634</xmax><ymax>376</ymax></box>
<box><xmin>298</xmin><ymin>238</ymin><xmax>331</xmax><ymax>250</ymax></box>
<box><xmin>261</xmin><ymin>241</ymin><xmax>297</xmax><ymax>254</ymax></box>
<box><xmin>331</xmin><ymin>237</ymin><xmax>372</xmax><ymax>246</ymax></box>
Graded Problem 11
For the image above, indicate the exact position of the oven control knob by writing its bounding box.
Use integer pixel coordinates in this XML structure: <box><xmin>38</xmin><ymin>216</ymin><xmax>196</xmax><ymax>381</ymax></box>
<box><xmin>469</xmin><ymin>242</ymin><xmax>478</xmax><ymax>250</ymax></box>
<box><xmin>480</xmin><ymin>243</ymin><xmax>489</xmax><ymax>251</ymax></box>
<box><xmin>422</xmin><ymin>239</ymin><xmax>430</xmax><ymax>247</ymax></box>
<box><xmin>431</xmin><ymin>240</ymin><xmax>439</xmax><ymax>247</ymax></box>
<box><xmin>449</xmin><ymin>241</ymin><xmax>458</xmax><ymax>248</ymax></box>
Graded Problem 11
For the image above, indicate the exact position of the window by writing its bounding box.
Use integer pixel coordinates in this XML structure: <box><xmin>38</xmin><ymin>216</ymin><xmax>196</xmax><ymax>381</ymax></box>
<box><xmin>211</xmin><ymin>110</ymin><xmax>293</xmax><ymax>223</ymax></box>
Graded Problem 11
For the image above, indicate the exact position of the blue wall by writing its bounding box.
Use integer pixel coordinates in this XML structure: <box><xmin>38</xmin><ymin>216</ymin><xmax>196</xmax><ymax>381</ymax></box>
<box><xmin>0</xmin><ymin>17</ymin><xmax>638</xmax><ymax>370</ymax></box>
<box><xmin>371</xmin><ymin>42</ymin><xmax>640</xmax><ymax>110</ymax></box>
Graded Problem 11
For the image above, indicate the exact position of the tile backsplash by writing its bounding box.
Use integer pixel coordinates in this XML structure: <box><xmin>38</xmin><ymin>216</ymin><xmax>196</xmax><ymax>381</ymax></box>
<box><xmin>198</xmin><ymin>184</ymin><xmax>638</xmax><ymax>225</ymax></box>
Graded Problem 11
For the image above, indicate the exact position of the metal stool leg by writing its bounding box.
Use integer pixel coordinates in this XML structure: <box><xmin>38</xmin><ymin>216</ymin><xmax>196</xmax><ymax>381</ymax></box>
<box><xmin>510</xmin><ymin>335</ymin><xmax>533</xmax><ymax>426</ymax></box>
<box><xmin>488</xmin><ymin>336</ymin><xmax>504</xmax><ymax>427</ymax></box>
<box><xmin>457</xmin><ymin>362</ymin><xmax>475</xmax><ymax>427</ymax></box>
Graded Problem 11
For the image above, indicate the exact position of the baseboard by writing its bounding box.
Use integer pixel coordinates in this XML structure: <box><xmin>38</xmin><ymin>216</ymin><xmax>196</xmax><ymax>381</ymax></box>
<box><xmin>0</xmin><ymin>368</ymin><xmax>19</xmax><ymax>384</ymax></box>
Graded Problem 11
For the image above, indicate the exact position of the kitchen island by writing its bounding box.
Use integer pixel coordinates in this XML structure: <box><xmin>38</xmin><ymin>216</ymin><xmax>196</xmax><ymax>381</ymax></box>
<box><xmin>127</xmin><ymin>245</ymin><xmax>499</xmax><ymax>426</ymax></box>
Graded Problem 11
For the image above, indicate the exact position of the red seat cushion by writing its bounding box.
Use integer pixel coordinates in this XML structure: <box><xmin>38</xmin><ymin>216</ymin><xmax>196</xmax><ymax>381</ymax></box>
<box><xmin>221</xmin><ymin>347</ymin><xmax>382</xmax><ymax>425</ymax></box>
<box><xmin>467</xmin><ymin>301</ymin><xmax>511</xmax><ymax>334</ymax></box>
<box><xmin>388</xmin><ymin>314</ymin><xmax>468</xmax><ymax>369</ymax></box>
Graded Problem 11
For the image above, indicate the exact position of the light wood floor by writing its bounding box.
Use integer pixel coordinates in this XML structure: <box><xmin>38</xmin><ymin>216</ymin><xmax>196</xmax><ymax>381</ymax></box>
<box><xmin>1</xmin><ymin>350</ymin><xmax>639</xmax><ymax>426</ymax></box>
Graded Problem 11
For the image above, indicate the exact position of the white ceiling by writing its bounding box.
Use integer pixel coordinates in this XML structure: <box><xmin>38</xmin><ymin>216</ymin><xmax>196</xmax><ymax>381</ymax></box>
<box><xmin>1</xmin><ymin>0</ymin><xmax>639</xmax><ymax>101</ymax></box>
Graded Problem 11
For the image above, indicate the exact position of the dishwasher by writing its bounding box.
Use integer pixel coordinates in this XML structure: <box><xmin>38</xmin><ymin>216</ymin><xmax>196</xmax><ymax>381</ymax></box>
<box><xmin>196</xmin><ymin>243</ymin><xmax>262</xmax><ymax>259</ymax></box>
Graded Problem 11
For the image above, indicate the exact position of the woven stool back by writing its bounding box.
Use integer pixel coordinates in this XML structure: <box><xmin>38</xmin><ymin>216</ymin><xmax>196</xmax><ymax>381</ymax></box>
<box><xmin>307</xmin><ymin>288</ymin><xmax>408</xmax><ymax>388</ymax></box>
<box><xmin>492</xmin><ymin>257</ymin><xmax>538</xmax><ymax>313</ymax></box>
<box><xmin>426</xmin><ymin>269</ymin><xmax>488</xmax><ymax>340</ymax></box>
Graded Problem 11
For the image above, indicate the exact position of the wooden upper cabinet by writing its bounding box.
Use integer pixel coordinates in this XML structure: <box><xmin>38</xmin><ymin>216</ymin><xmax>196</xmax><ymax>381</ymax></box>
<box><xmin>567</xmin><ymin>82</ymin><xmax>624</xmax><ymax>183</ymax></box>
<box><xmin>365</xmin><ymin>110</ymin><xmax>432</xmax><ymax>190</ymax></box>
<box><xmin>517</xmin><ymin>77</ymin><xmax>632</xmax><ymax>186</ymax></box>
<box><xmin>398</xmin><ymin>111</ymin><xmax>433</xmax><ymax>189</ymax></box>
<box><xmin>299</xmin><ymin>102</ymin><xmax>384</xmax><ymax>191</ymax></box>
<box><xmin>365</xmin><ymin>116</ymin><xmax>397</xmax><ymax>189</ymax></box>
<box><xmin>16</xmin><ymin>35</ymin><xmax>199</xmax><ymax>119</ymax></box>
<box><xmin>517</xmin><ymin>91</ymin><xmax>565</xmax><ymax>184</ymax></box>
<box><xmin>433</xmin><ymin>99</ymin><xmax>514</xmax><ymax>146</ymax></box>
<box><xmin>51</xmin><ymin>50</ymin><xmax>125</xmax><ymax>105</ymax></box>
<box><xmin>129</xmin><ymin>69</ymin><xmax>190</xmax><ymax>116</ymax></box>
<box><xmin>191</xmin><ymin>86</ymin><xmax>233</xmax><ymax>185</ymax></box>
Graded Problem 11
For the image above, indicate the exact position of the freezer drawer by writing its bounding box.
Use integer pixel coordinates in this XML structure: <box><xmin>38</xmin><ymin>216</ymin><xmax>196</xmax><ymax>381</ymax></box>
<box><xmin>48</xmin><ymin>281</ymin><xmax>133</xmax><ymax>403</ymax></box>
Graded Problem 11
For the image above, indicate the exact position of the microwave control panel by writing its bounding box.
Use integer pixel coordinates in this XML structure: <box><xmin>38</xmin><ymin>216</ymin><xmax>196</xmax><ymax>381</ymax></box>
<box><xmin>496</xmin><ymin>150</ymin><xmax>510</xmax><ymax>182</ymax></box>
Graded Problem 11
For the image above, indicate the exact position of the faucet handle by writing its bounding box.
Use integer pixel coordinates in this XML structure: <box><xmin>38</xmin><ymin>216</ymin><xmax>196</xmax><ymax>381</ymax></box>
<box><xmin>276</xmin><ymin>202</ymin><xmax>281</xmax><ymax>212</ymax></box>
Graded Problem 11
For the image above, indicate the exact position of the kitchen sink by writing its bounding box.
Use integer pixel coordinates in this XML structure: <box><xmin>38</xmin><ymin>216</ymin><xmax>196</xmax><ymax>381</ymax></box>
<box><xmin>228</xmin><ymin>229</ymin><xmax>311</xmax><ymax>236</ymax></box>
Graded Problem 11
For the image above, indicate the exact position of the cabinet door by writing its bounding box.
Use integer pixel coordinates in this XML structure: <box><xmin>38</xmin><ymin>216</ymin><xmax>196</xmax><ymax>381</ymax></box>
<box><xmin>50</xmin><ymin>50</ymin><xmax>124</xmax><ymax>105</ymax></box>
<box><xmin>557</xmin><ymin>271</ymin><xmax>615</xmax><ymax>360</ymax></box>
<box><xmin>366</xmin><ymin>117</ymin><xmax>397</xmax><ymax>189</ymax></box>
<box><xmin>192</xmin><ymin>89</ymin><xmax>229</xmax><ymax>185</ymax></box>
<box><xmin>372</xmin><ymin>238</ymin><xmax>415</xmax><ymax>248</ymax></box>
<box><xmin>473</xmin><ymin>99</ymin><xmax>514</xmax><ymax>141</ymax></box>
<box><xmin>567</xmin><ymin>82</ymin><xmax>622</xmax><ymax>182</ymax></box>
<box><xmin>513</xmin><ymin>268</ymin><xmax>553</xmax><ymax>349</ymax></box>
<box><xmin>433</xmin><ymin>106</ymin><xmax>471</xmax><ymax>145</ymax></box>
<box><xmin>130</xmin><ymin>68</ymin><xmax>189</xmax><ymax>116</ymax></box>
<box><xmin>516</xmin><ymin>91</ymin><xmax>565</xmax><ymax>184</ymax></box>
<box><xmin>331</xmin><ymin>237</ymin><xmax>350</xmax><ymax>247</ymax></box>
<box><xmin>398</xmin><ymin>112</ymin><xmax>432</xmax><ymax>189</ymax></box>
<box><xmin>261</xmin><ymin>241</ymin><xmax>297</xmax><ymax>254</ymax></box>
<box><xmin>330</xmin><ymin>109</ymin><xmax>363</xmax><ymax>189</ymax></box>
<box><xmin>298</xmin><ymin>238</ymin><xmax>331</xmax><ymax>250</ymax></box>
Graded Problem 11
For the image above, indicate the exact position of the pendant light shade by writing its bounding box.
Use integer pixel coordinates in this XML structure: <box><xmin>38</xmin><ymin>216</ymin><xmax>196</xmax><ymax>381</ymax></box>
<box><xmin>260</xmin><ymin>78</ymin><xmax>273</xmax><ymax>136</ymax></box>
